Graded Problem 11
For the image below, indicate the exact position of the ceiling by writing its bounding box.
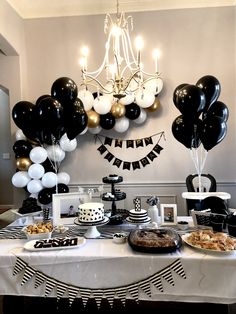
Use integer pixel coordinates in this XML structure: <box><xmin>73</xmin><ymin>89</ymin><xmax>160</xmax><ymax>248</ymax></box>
<box><xmin>5</xmin><ymin>0</ymin><xmax>236</xmax><ymax>19</ymax></box>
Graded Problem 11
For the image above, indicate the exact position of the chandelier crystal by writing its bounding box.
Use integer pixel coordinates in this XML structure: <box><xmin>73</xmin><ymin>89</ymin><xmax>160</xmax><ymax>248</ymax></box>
<box><xmin>79</xmin><ymin>0</ymin><xmax>163</xmax><ymax>117</ymax></box>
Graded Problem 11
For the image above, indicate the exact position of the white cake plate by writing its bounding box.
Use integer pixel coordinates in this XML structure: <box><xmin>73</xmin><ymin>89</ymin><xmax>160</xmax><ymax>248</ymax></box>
<box><xmin>126</xmin><ymin>217</ymin><xmax>151</xmax><ymax>229</ymax></box>
<box><xmin>74</xmin><ymin>216</ymin><xmax>109</xmax><ymax>238</ymax></box>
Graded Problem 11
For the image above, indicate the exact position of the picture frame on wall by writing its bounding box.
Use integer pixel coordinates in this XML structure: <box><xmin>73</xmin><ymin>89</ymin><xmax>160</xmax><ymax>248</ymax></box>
<box><xmin>52</xmin><ymin>192</ymin><xmax>90</xmax><ymax>225</ymax></box>
<box><xmin>160</xmin><ymin>204</ymin><xmax>177</xmax><ymax>225</ymax></box>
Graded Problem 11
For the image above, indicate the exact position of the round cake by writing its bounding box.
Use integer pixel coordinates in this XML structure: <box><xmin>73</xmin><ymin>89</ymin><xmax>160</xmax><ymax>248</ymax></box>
<box><xmin>78</xmin><ymin>202</ymin><xmax>104</xmax><ymax>223</ymax></box>
<box><xmin>129</xmin><ymin>209</ymin><xmax>148</xmax><ymax>223</ymax></box>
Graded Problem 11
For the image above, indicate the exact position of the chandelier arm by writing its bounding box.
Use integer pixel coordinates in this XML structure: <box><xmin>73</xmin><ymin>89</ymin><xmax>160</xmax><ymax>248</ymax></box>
<box><xmin>121</xmin><ymin>30</ymin><xmax>136</xmax><ymax>71</ymax></box>
<box><xmin>82</xmin><ymin>74</ymin><xmax>115</xmax><ymax>94</ymax></box>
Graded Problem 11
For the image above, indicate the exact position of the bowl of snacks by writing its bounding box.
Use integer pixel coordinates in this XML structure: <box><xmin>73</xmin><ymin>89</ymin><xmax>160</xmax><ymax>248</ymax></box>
<box><xmin>22</xmin><ymin>222</ymin><xmax>53</xmax><ymax>240</ymax></box>
<box><xmin>113</xmin><ymin>232</ymin><xmax>127</xmax><ymax>244</ymax></box>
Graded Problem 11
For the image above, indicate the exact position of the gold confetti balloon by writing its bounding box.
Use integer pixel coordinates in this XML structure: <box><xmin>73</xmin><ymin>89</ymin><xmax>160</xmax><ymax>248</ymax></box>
<box><xmin>16</xmin><ymin>157</ymin><xmax>32</xmax><ymax>171</ymax></box>
<box><xmin>111</xmin><ymin>102</ymin><xmax>126</xmax><ymax>118</ymax></box>
<box><xmin>87</xmin><ymin>110</ymin><xmax>100</xmax><ymax>128</ymax></box>
<box><xmin>145</xmin><ymin>98</ymin><xmax>161</xmax><ymax>112</ymax></box>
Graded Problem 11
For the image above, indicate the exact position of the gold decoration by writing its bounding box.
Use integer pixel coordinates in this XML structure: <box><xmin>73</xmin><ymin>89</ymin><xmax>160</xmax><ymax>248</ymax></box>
<box><xmin>16</xmin><ymin>157</ymin><xmax>32</xmax><ymax>171</ymax></box>
<box><xmin>145</xmin><ymin>98</ymin><xmax>161</xmax><ymax>112</ymax></box>
<box><xmin>111</xmin><ymin>103</ymin><xmax>126</xmax><ymax>118</ymax></box>
<box><xmin>87</xmin><ymin>110</ymin><xmax>100</xmax><ymax>128</ymax></box>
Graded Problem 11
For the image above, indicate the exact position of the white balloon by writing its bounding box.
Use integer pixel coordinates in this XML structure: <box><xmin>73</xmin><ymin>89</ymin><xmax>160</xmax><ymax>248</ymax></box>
<box><xmin>119</xmin><ymin>92</ymin><xmax>135</xmax><ymax>105</ymax></box>
<box><xmin>135</xmin><ymin>89</ymin><xmax>155</xmax><ymax>108</ymax></box>
<box><xmin>144</xmin><ymin>78</ymin><xmax>163</xmax><ymax>95</ymax></box>
<box><xmin>88</xmin><ymin>126</ymin><xmax>102</xmax><ymax>134</ymax></box>
<box><xmin>28</xmin><ymin>163</ymin><xmax>45</xmax><ymax>179</ymax></box>
<box><xmin>41</xmin><ymin>172</ymin><xmax>58</xmax><ymax>188</ymax></box>
<box><xmin>57</xmin><ymin>172</ymin><xmax>70</xmax><ymax>185</ymax></box>
<box><xmin>78</xmin><ymin>90</ymin><xmax>94</xmax><ymax>111</ymax></box>
<box><xmin>11</xmin><ymin>171</ymin><xmax>31</xmax><ymax>188</ymax></box>
<box><xmin>27</xmin><ymin>179</ymin><xmax>43</xmax><ymax>194</ymax></box>
<box><xmin>114</xmin><ymin>117</ymin><xmax>130</xmax><ymax>133</ymax></box>
<box><xmin>133</xmin><ymin>108</ymin><xmax>147</xmax><ymax>124</ymax></box>
<box><xmin>30</xmin><ymin>147</ymin><xmax>48</xmax><ymax>164</ymax></box>
<box><xmin>46</xmin><ymin>145</ymin><xmax>65</xmax><ymax>162</ymax></box>
<box><xmin>15</xmin><ymin>129</ymin><xmax>26</xmax><ymax>141</ymax></box>
<box><xmin>93</xmin><ymin>95</ymin><xmax>112</xmax><ymax>114</ymax></box>
<box><xmin>59</xmin><ymin>133</ymin><xmax>77</xmax><ymax>152</ymax></box>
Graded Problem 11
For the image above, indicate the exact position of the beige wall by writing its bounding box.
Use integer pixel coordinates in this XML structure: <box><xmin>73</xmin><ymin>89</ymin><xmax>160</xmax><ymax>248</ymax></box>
<box><xmin>0</xmin><ymin>3</ymin><xmax>236</xmax><ymax>213</ymax></box>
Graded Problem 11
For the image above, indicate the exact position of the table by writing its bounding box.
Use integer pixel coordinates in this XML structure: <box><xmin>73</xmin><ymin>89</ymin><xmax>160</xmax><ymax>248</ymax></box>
<box><xmin>0</xmin><ymin>216</ymin><xmax>235</xmax><ymax>309</ymax></box>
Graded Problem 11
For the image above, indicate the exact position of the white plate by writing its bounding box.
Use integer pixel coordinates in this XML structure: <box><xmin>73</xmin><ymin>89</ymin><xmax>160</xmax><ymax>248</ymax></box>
<box><xmin>74</xmin><ymin>216</ymin><xmax>109</xmax><ymax>226</ymax></box>
<box><xmin>182</xmin><ymin>233</ymin><xmax>236</xmax><ymax>254</ymax></box>
<box><xmin>11</xmin><ymin>209</ymin><xmax>42</xmax><ymax>217</ymax></box>
<box><xmin>126</xmin><ymin>217</ymin><xmax>151</xmax><ymax>224</ymax></box>
<box><xmin>24</xmin><ymin>237</ymin><xmax>86</xmax><ymax>251</ymax></box>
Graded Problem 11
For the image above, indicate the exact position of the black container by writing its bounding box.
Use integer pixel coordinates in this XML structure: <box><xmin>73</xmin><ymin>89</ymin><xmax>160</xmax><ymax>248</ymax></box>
<box><xmin>226</xmin><ymin>213</ymin><xmax>236</xmax><ymax>237</ymax></box>
<box><xmin>210</xmin><ymin>214</ymin><xmax>225</xmax><ymax>232</ymax></box>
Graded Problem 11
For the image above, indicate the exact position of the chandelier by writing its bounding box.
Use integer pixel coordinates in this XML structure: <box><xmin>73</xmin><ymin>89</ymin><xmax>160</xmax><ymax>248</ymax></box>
<box><xmin>78</xmin><ymin>0</ymin><xmax>163</xmax><ymax>120</ymax></box>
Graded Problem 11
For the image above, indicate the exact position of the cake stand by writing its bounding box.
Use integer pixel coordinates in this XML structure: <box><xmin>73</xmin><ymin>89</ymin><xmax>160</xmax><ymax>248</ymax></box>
<box><xmin>74</xmin><ymin>216</ymin><xmax>109</xmax><ymax>238</ymax></box>
<box><xmin>126</xmin><ymin>217</ymin><xmax>151</xmax><ymax>229</ymax></box>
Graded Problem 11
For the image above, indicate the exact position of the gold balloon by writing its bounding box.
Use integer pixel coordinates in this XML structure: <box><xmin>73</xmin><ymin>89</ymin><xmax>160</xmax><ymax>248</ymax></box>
<box><xmin>87</xmin><ymin>110</ymin><xmax>100</xmax><ymax>128</ymax></box>
<box><xmin>16</xmin><ymin>157</ymin><xmax>32</xmax><ymax>171</ymax></box>
<box><xmin>111</xmin><ymin>102</ymin><xmax>126</xmax><ymax>119</ymax></box>
<box><xmin>145</xmin><ymin>98</ymin><xmax>161</xmax><ymax>112</ymax></box>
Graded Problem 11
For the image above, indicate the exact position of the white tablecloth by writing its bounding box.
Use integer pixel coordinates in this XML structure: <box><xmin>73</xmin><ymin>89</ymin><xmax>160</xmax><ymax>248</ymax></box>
<box><xmin>0</xmin><ymin>217</ymin><xmax>235</xmax><ymax>305</ymax></box>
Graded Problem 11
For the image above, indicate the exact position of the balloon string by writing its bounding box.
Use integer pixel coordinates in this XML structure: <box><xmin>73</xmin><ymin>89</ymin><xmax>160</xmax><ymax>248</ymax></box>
<box><xmin>190</xmin><ymin>147</ymin><xmax>208</xmax><ymax>192</ymax></box>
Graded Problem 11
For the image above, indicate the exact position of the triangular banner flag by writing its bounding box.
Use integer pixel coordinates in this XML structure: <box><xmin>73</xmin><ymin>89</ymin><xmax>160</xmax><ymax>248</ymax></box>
<box><xmin>123</xmin><ymin>161</ymin><xmax>131</xmax><ymax>170</ymax></box>
<box><xmin>56</xmin><ymin>281</ymin><xmax>68</xmax><ymax>300</ymax></box>
<box><xmin>136</xmin><ymin>139</ymin><xmax>144</xmax><ymax>148</ymax></box>
<box><xmin>34</xmin><ymin>271</ymin><xmax>47</xmax><ymax>288</ymax></box>
<box><xmin>113</xmin><ymin>158</ymin><xmax>122</xmax><ymax>168</ymax></box>
<box><xmin>139</xmin><ymin>280</ymin><xmax>152</xmax><ymax>298</ymax></box>
<box><xmin>80</xmin><ymin>288</ymin><xmax>92</xmax><ymax>307</ymax></box>
<box><xmin>92</xmin><ymin>289</ymin><xmax>103</xmax><ymax>309</ymax></box>
<box><xmin>127</xmin><ymin>285</ymin><xmax>139</xmax><ymax>301</ymax></box>
<box><xmin>21</xmin><ymin>266</ymin><xmax>36</xmax><ymax>286</ymax></box>
<box><xmin>13</xmin><ymin>257</ymin><xmax>27</xmax><ymax>276</ymax></box>
<box><xmin>132</xmin><ymin>161</ymin><xmax>140</xmax><ymax>170</ymax></box>
<box><xmin>147</xmin><ymin>151</ymin><xmax>157</xmax><ymax>161</ymax></box>
<box><xmin>68</xmin><ymin>285</ymin><xmax>80</xmax><ymax>306</ymax></box>
<box><xmin>126</xmin><ymin>140</ymin><xmax>134</xmax><ymax>148</ymax></box>
<box><xmin>140</xmin><ymin>157</ymin><xmax>150</xmax><ymax>167</ymax></box>
<box><xmin>104</xmin><ymin>152</ymin><xmax>114</xmax><ymax>162</ymax></box>
<box><xmin>45</xmin><ymin>277</ymin><xmax>57</xmax><ymax>297</ymax></box>
<box><xmin>115</xmin><ymin>287</ymin><xmax>127</xmax><ymax>305</ymax></box>
<box><xmin>153</xmin><ymin>143</ymin><xmax>163</xmax><ymax>154</ymax></box>
<box><xmin>103</xmin><ymin>289</ymin><xmax>116</xmax><ymax>308</ymax></box>
<box><xmin>161</xmin><ymin>267</ymin><xmax>175</xmax><ymax>286</ymax></box>
<box><xmin>170</xmin><ymin>259</ymin><xmax>186</xmax><ymax>279</ymax></box>
<box><xmin>144</xmin><ymin>137</ymin><xmax>153</xmax><ymax>146</ymax></box>
<box><xmin>151</xmin><ymin>274</ymin><xmax>163</xmax><ymax>292</ymax></box>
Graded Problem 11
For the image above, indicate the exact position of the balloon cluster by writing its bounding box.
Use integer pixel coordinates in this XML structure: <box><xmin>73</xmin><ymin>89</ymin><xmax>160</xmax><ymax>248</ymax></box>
<box><xmin>11</xmin><ymin>76</ymin><xmax>163</xmax><ymax>204</ymax></box>
<box><xmin>172</xmin><ymin>75</ymin><xmax>228</xmax><ymax>151</ymax></box>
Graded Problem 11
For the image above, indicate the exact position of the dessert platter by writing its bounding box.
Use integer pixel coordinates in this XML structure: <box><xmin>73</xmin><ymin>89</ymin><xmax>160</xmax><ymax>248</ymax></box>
<box><xmin>24</xmin><ymin>236</ymin><xmax>86</xmax><ymax>252</ymax></box>
<box><xmin>74</xmin><ymin>202</ymin><xmax>109</xmax><ymax>238</ymax></box>
<box><xmin>128</xmin><ymin>227</ymin><xmax>182</xmax><ymax>253</ymax></box>
<box><xmin>182</xmin><ymin>229</ymin><xmax>236</xmax><ymax>254</ymax></box>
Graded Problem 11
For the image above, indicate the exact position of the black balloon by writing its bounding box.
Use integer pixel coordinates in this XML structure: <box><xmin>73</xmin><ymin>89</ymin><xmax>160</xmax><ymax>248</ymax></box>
<box><xmin>125</xmin><ymin>103</ymin><xmax>141</xmax><ymax>120</ymax></box>
<box><xmin>35</xmin><ymin>96</ymin><xmax>65</xmax><ymax>140</ymax></box>
<box><xmin>13</xmin><ymin>140</ymin><xmax>32</xmax><ymax>157</ymax></box>
<box><xmin>174</xmin><ymin>85</ymin><xmax>206</xmax><ymax>119</ymax></box>
<box><xmin>51</xmin><ymin>77</ymin><xmax>78</xmax><ymax>106</ymax></box>
<box><xmin>38</xmin><ymin>188</ymin><xmax>54</xmax><ymax>205</ymax></box>
<box><xmin>64</xmin><ymin>98</ymin><xmax>88</xmax><ymax>140</ymax></box>
<box><xmin>54</xmin><ymin>183</ymin><xmax>69</xmax><ymax>194</ymax></box>
<box><xmin>41</xmin><ymin>158</ymin><xmax>56</xmax><ymax>173</ymax></box>
<box><xmin>12</xmin><ymin>101</ymin><xmax>35</xmax><ymax>130</ymax></box>
<box><xmin>99</xmin><ymin>113</ymin><xmax>115</xmax><ymax>130</ymax></box>
<box><xmin>196</xmin><ymin>75</ymin><xmax>221</xmax><ymax>110</ymax></box>
<box><xmin>172</xmin><ymin>115</ymin><xmax>202</xmax><ymax>149</ymax></box>
<box><xmin>35</xmin><ymin>94</ymin><xmax>51</xmax><ymax>106</ymax></box>
<box><xmin>173</xmin><ymin>83</ymin><xmax>188</xmax><ymax>110</ymax></box>
<box><xmin>203</xmin><ymin>101</ymin><xmax>229</xmax><ymax>122</ymax></box>
<box><xmin>200</xmin><ymin>116</ymin><xmax>227</xmax><ymax>151</ymax></box>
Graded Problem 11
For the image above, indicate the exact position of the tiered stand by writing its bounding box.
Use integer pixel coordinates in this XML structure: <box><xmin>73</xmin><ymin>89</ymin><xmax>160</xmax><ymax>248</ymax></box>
<box><xmin>102</xmin><ymin>176</ymin><xmax>126</xmax><ymax>224</ymax></box>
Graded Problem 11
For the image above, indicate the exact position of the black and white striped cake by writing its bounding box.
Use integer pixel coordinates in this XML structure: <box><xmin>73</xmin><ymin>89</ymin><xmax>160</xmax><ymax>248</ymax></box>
<box><xmin>129</xmin><ymin>209</ymin><xmax>148</xmax><ymax>222</ymax></box>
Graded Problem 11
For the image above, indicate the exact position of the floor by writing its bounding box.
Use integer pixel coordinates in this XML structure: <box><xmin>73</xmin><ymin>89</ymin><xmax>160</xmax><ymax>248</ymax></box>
<box><xmin>0</xmin><ymin>211</ymin><xmax>235</xmax><ymax>313</ymax></box>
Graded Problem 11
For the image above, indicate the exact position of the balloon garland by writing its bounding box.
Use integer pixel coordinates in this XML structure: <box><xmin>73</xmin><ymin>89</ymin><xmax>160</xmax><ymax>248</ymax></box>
<box><xmin>172</xmin><ymin>75</ymin><xmax>228</xmax><ymax>191</ymax></box>
<box><xmin>11</xmin><ymin>76</ymin><xmax>163</xmax><ymax>205</ymax></box>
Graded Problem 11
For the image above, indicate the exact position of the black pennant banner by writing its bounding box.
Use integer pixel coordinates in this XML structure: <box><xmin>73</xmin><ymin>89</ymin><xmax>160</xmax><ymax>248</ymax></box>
<box><xmin>13</xmin><ymin>257</ymin><xmax>186</xmax><ymax>309</ymax></box>
<box><xmin>95</xmin><ymin>132</ymin><xmax>165</xmax><ymax>171</ymax></box>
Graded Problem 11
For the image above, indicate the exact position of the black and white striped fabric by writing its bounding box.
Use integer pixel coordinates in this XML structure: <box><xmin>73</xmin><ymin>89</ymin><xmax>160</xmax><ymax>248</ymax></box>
<box><xmin>0</xmin><ymin>225</ymin><xmax>132</xmax><ymax>240</ymax></box>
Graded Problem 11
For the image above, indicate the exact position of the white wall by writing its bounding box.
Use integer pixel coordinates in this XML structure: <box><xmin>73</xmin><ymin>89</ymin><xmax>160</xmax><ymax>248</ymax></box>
<box><xmin>1</xmin><ymin>4</ymin><xmax>236</xmax><ymax>213</ymax></box>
